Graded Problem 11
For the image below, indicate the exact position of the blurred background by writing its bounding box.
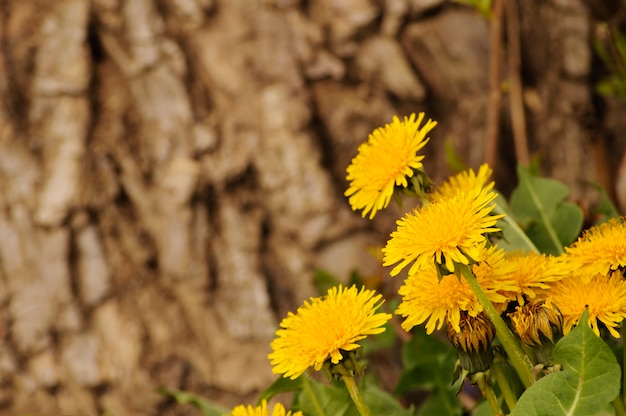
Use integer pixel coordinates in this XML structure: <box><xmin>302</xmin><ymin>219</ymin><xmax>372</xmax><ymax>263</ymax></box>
<box><xmin>0</xmin><ymin>0</ymin><xmax>625</xmax><ymax>414</ymax></box>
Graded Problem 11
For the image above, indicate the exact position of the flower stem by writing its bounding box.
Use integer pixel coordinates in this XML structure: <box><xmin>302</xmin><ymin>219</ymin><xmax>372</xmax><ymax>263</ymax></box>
<box><xmin>484</xmin><ymin>382</ymin><xmax>503</xmax><ymax>416</ymax></box>
<box><xmin>491</xmin><ymin>361</ymin><xmax>518</xmax><ymax>411</ymax></box>
<box><xmin>459</xmin><ymin>264</ymin><xmax>534</xmax><ymax>388</ymax></box>
<box><xmin>342</xmin><ymin>374</ymin><xmax>371</xmax><ymax>416</ymax></box>
<box><xmin>622</xmin><ymin>319</ymin><xmax>626</xmax><ymax>407</ymax></box>
<box><xmin>613</xmin><ymin>395</ymin><xmax>626</xmax><ymax>416</ymax></box>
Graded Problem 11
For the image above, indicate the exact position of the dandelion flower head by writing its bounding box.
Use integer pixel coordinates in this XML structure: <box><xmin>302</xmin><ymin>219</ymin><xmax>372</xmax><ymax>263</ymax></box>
<box><xmin>564</xmin><ymin>217</ymin><xmax>626</xmax><ymax>278</ymax></box>
<box><xmin>345</xmin><ymin>113</ymin><xmax>437</xmax><ymax>219</ymax></box>
<box><xmin>547</xmin><ymin>271</ymin><xmax>626</xmax><ymax>338</ymax></box>
<box><xmin>382</xmin><ymin>186</ymin><xmax>504</xmax><ymax>276</ymax></box>
<box><xmin>430</xmin><ymin>163</ymin><xmax>494</xmax><ymax>202</ymax></box>
<box><xmin>225</xmin><ymin>400</ymin><xmax>302</xmax><ymax>416</ymax></box>
<box><xmin>268</xmin><ymin>285</ymin><xmax>391</xmax><ymax>379</ymax></box>
<box><xmin>502</xmin><ymin>251</ymin><xmax>570</xmax><ymax>304</ymax></box>
<box><xmin>396</xmin><ymin>245</ymin><xmax>517</xmax><ymax>334</ymax></box>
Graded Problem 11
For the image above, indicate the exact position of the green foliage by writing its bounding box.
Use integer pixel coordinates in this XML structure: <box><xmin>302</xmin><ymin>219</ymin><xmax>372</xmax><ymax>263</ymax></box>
<box><xmin>509</xmin><ymin>165</ymin><xmax>583</xmax><ymax>255</ymax></box>
<box><xmin>312</xmin><ymin>269</ymin><xmax>363</xmax><ymax>296</ymax></box>
<box><xmin>493</xmin><ymin>193</ymin><xmax>540</xmax><ymax>252</ymax></box>
<box><xmin>594</xmin><ymin>23</ymin><xmax>626</xmax><ymax>98</ymax></box>
<box><xmin>159</xmin><ymin>388</ymin><xmax>229</xmax><ymax>416</ymax></box>
<box><xmin>510</xmin><ymin>311</ymin><xmax>621</xmax><ymax>416</ymax></box>
<box><xmin>246</xmin><ymin>372</ymin><xmax>418</xmax><ymax>416</ymax></box>
<box><xmin>587</xmin><ymin>182</ymin><xmax>621</xmax><ymax>223</ymax></box>
<box><xmin>396</xmin><ymin>327</ymin><xmax>462</xmax><ymax>416</ymax></box>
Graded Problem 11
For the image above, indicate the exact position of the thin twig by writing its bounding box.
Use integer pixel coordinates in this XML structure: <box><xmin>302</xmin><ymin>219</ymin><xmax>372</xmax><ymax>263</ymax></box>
<box><xmin>485</xmin><ymin>0</ymin><xmax>504</xmax><ymax>168</ymax></box>
<box><xmin>503</xmin><ymin>0</ymin><xmax>530</xmax><ymax>166</ymax></box>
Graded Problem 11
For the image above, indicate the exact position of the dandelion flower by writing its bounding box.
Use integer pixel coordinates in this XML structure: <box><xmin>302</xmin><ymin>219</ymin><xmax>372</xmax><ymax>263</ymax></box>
<box><xmin>345</xmin><ymin>113</ymin><xmax>437</xmax><ymax>219</ymax></box>
<box><xmin>502</xmin><ymin>251</ymin><xmax>570</xmax><ymax>304</ymax></box>
<box><xmin>382</xmin><ymin>186</ymin><xmax>504</xmax><ymax>276</ymax></box>
<box><xmin>547</xmin><ymin>272</ymin><xmax>626</xmax><ymax>338</ymax></box>
<box><xmin>396</xmin><ymin>244</ymin><xmax>517</xmax><ymax>334</ymax></box>
<box><xmin>508</xmin><ymin>298</ymin><xmax>563</xmax><ymax>365</ymax></box>
<box><xmin>268</xmin><ymin>285</ymin><xmax>392</xmax><ymax>379</ymax></box>
<box><xmin>225</xmin><ymin>400</ymin><xmax>302</xmax><ymax>416</ymax></box>
<box><xmin>508</xmin><ymin>298</ymin><xmax>562</xmax><ymax>347</ymax></box>
<box><xmin>447</xmin><ymin>312</ymin><xmax>496</xmax><ymax>374</ymax></box>
<box><xmin>430</xmin><ymin>163</ymin><xmax>494</xmax><ymax>202</ymax></box>
<box><xmin>564</xmin><ymin>217</ymin><xmax>626</xmax><ymax>278</ymax></box>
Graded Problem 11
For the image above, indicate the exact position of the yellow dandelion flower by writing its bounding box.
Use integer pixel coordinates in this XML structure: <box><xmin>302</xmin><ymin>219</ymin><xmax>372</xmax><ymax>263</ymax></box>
<box><xmin>225</xmin><ymin>400</ymin><xmax>302</xmax><ymax>416</ymax></box>
<box><xmin>396</xmin><ymin>245</ymin><xmax>518</xmax><ymax>334</ymax></box>
<box><xmin>345</xmin><ymin>113</ymin><xmax>437</xmax><ymax>219</ymax></box>
<box><xmin>547</xmin><ymin>272</ymin><xmax>626</xmax><ymax>338</ymax></box>
<box><xmin>471</xmin><ymin>244</ymin><xmax>520</xmax><ymax>309</ymax></box>
<box><xmin>268</xmin><ymin>285</ymin><xmax>392</xmax><ymax>379</ymax></box>
<box><xmin>382</xmin><ymin>186</ymin><xmax>504</xmax><ymax>276</ymax></box>
<box><xmin>508</xmin><ymin>298</ymin><xmax>562</xmax><ymax>347</ymax></box>
<box><xmin>502</xmin><ymin>251</ymin><xmax>570</xmax><ymax>304</ymax></box>
<box><xmin>565</xmin><ymin>217</ymin><xmax>626</xmax><ymax>278</ymax></box>
<box><xmin>430</xmin><ymin>163</ymin><xmax>494</xmax><ymax>202</ymax></box>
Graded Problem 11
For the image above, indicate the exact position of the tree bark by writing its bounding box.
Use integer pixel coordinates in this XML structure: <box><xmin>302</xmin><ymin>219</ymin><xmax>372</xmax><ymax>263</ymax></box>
<box><xmin>0</xmin><ymin>0</ymin><xmax>623</xmax><ymax>414</ymax></box>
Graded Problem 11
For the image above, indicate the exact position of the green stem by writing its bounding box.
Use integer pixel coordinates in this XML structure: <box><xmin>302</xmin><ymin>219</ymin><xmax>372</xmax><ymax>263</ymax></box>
<box><xmin>342</xmin><ymin>375</ymin><xmax>371</xmax><ymax>416</ymax></box>
<box><xmin>484</xmin><ymin>382</ymin><xmax>503</xmax><ymax>416</ymax></box>
<box><xmin>622</xmin><ymin>318</ymin><xmax>626</xmax><ymax>407</ymax></box>
<box><xmin>459</xmin><ymin>264</ymin><xmax>534</xmax><ymax>388</ymax></box>
<box><xmin>613</xmin><ymin>395</ymin><xmax>626</xmax><ymax>416</ymax></box>
<box><xmin>491</xmin><ymin>361</ymin><xmax>518</xmax><ymax>411</ymax></box>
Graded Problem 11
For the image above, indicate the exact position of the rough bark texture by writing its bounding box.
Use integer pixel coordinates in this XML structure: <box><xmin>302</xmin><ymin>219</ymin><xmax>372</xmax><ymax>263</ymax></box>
<box><xmin>0</xmin><ymin>0</ymin><xmax>624</xmax><ymax>414</ymax></box>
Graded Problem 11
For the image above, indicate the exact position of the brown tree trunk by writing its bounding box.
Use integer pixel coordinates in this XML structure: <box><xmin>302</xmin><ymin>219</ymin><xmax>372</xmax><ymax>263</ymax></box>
<box><xmin>0</xmin><ymin>0</ymin><xmax>623</xmax><ymax>415</ymax></box>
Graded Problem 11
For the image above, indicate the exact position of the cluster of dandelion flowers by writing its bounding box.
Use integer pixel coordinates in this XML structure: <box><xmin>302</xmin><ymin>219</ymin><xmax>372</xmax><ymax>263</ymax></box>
<box><xmin>345</xmin><ymin>113</ymin><xmax>437</xmax><ymax>219</ymax></box>
<box><xmin>225</xmin><ymin>400</ymin><xmax>302</xmax><ymax>416</ymax></box>
<box><xmin>547</xmin><ymin>272</ymin><xmax>626</xmax><ymax>338</ymax></box>
<box><xmin>564</xmin><ymin>216</ymin><xmax>626</xmax><ymax>278</ymax></box>
<box><xmin>382</xmin><ymin>186</ymin><xmax>504</xmax><ymax>276</ymax></box>
<box><xmin>430</xmin><ymin>163</ymin><xmax>494</xmax><ymax>202</ymax></box>
<box><xmin>268</xmin><ymin>285</ymin><xmax>392</xmax><ymax>380</ymax></box>
<box><xmin>396</xmin><ymin>245</ymin><xmax>517</xmax><ymax>334</ymax></box>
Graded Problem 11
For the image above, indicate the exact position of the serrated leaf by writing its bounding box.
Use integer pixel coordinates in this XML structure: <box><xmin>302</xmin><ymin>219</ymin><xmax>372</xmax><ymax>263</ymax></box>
<box><xmin>510</xmin><ymin>310</ymin><xmax>620</xmax><ymax>416</ymax></box>
<box><xmin>510</xmin><ymin>166</ymin><xmax>583</xmax><ymax>255</ymax></box>
<box><xmin>158</xmin><ymin>388</ymin><xmax>229</xmax><ymax>416</ymax></box>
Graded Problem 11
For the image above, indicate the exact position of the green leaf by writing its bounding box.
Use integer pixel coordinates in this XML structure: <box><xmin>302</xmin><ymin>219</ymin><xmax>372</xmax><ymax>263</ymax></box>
<box><xmin>159</xmin><ymin>388</ymin><xmax>229</xmax><ymax>416</ymax></box>
<box><xmin>295</xmin><ymin>376</ymin><xmax>414</xmax><ymax>416</ymax></box>
<box><xmin>586</xmin><ymin>182</ymin><xmax>621</xmax><ymax>223</ymax></box>
<box><xmin>443</xmin><ymin>139</ymin><xmax>468</xmax><ymax>173</ymax></box>
<box><xmin>295</xmin><ymin>377</ymin><xmax>351</xmax><ymax>416</ymax></box>
<box><xmin>399</xmin><ymin>327</ymin><xmax>455</xmax><ymax>388</ymax></box>
<box><xmin>313</xmin><ymin>269</ymin><xmax>342</xmax><ymax>295</ymax></box>
<box><xmin>509</xmin><ymin>166</ymin><xmax>583</xmax><ymax>255</ymax></box>
<box><xmin>396</xmin><ymin>328</ymin><xmax>462</xmax><ymax>416</ymax></box>
<box><xmin>493</xmin><ymin>193</ymin><xmax>540</xmax><ymax>253</ymax></box>
<box><xmin>510</xmin><ymin>310</ymin><xmax>621</xmax><ymax>416</ymax></box>
<box><xmin>362</xmin><ymin>384</ymin><xmax>416</xmax><ymax>416</ymax></box>
<box><xmin>258</xmin><ymin>375</ymin><xmax>303</xmax><ymax>404</ymax></box>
